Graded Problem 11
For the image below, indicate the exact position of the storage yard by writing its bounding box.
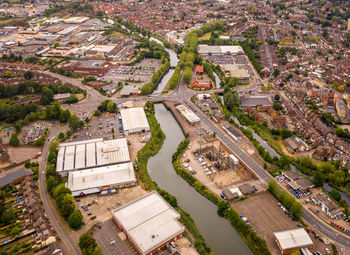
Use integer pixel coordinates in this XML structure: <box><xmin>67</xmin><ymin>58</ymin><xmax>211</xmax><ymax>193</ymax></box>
<box><xmin>232</xmin><ymin>192</ymin><xmax>331</xmax><ymax>255</ymax></box>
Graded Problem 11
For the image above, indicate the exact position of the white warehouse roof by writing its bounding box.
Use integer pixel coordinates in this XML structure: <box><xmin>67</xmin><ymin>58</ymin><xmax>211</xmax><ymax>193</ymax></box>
<box><xmin>197</xmin><ymin>44</ymin><xmax>244</xmax><ymax>55</ymax></box>
<box><xmin>120</xmin><ymin>107</ymin><xmax>150</xmax><ymax>134</ymax></box>
<box><xmin>67</xmin><ymin>162</ymin><xmax>136</xmax><ymax>196</ymax></box>
<box><xmin>176</xmin><ymin>104</ymin><xmax>200</xmax><ymax>125</ymax></box>
<box><xmin>56</xmin><ymin>138</ymin><xmax>130</xmax><ymax>174</ymax></box>
<box><xmin>112</xmin><ymin>191</ymin><xmax>185</xmax><ymax>255</ymax></box>
<box><xmin>274</xmin><ymin>228</ymin><xmax>313</xmax><ymax>251</ymax></box>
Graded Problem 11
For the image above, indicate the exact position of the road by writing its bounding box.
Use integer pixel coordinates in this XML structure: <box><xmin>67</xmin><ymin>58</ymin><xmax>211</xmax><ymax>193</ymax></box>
<box><xmin>41</xmin><ymin>70</ymin><xmax>350</xmax><ymax>253</ymax></box>
<box><xmin>38</xmin><ymin>124</ymin><xmax>80</xmax><ymax>255</ymax></box>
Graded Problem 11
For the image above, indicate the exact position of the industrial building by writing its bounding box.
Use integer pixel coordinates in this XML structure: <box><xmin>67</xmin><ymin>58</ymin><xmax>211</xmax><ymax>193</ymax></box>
<box><xmin>274</xmin><ymin>228</ymin><xmax>313</xmax><ymax>255</ymax></box>
<box><xmin>176</xmin><ymin>104</ymin><xmax>200</xmax><ymax>125</ymax></box>
<box><xmin>67</xmin><ymin>162</ymin><xmax>136</xmax><ymax>197</ymax></box>
<box><xmin>120</xmin><ymin>107</ymin><xmax>150</xmax><ymax>135</ymax></box>
<box><xmin>197</xmin><ymin>45</ymin><xmax>244</xmax><ymax>55</ymax></box>
<box><xmin>56</xmin><ymin>138</ymin><xmax>130</xmax><ymax>177</ymax></box>
<box><xmin>112</xmin><ymin>191</ymin><xmax>185</xmax><ymax>255</ymax></box>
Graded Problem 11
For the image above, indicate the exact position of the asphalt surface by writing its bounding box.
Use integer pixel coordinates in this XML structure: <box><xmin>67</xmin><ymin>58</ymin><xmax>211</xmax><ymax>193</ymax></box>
<box><xmin>38</xmin><ymin>124</ymin><xmax>80</xmax><ymax>255</ymax></box>
<box><xmin>39</xmin><ymin>71</ymin><xmax>350</xmax><ymax>252</ymax></box>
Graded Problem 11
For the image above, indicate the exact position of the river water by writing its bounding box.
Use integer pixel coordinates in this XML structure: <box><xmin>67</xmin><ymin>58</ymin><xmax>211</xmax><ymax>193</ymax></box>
<box><xmin>149</xmin><ymin>37</ymin><xmax>180</xmax><ymax>94</ymax></box>
<box><xmin>148</xmin><ymin>103</ymin><xmax>252</xmax><ymax>255</ymax></box>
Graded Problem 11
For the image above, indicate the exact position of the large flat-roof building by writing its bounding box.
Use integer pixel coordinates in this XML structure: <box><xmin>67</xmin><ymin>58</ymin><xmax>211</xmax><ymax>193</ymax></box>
<box><xmin>120</xmin><ymin>107</ymin><xmax>150</xmax><ymax>135</ymax></box>
<box><xmin>176</xmin><ymin>104</ymin><xmax>200</xmax><ymax>125</ymax></box>
<box><xmin>274</xmin><ymin>228</ymin><xmax>313</xmax><ymax>255</ymax></box>
<box><xmin>67</xmin><ymin>162</ymin><xmax>136</xmax><ymax>197</ymax></box>
<box><xmin>198</xmin><ymin>45</ymin><xmax>244</xmax><ymax>55</ymax></box>
<box><xmin>112</xmin><ymin>191</ymin><xmax>185</xmax><ymax>255</ymax></box>
<box><xmin>56</xmin><ymin>138</ymin><xmax>130</xmax><ymax>177</ymax></box>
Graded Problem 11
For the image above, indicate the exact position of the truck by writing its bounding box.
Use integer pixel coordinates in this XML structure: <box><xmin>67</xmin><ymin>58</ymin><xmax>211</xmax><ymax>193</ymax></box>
<box><xmin>229</xmin><ymin>154</ymin><xmax>239</xmax><ymax>166</ymax></box>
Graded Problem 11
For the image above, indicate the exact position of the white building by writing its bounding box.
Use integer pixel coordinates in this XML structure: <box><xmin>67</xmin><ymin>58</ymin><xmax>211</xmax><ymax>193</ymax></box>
<box><xmin>112</xmin><ymin>191</ymin><xmax>185</xmax><ymax>255</ymax></box>
<box><xmin>120</xmin><ymin>107</ymin><xmax>150</xmax><ymax>135</ymax></box>
<box><xmin>176</xmin><ymin>104</ymin><xmax>200</xmax><ymax>125</ymax></box>
<box><xmin>56</xmin><ymin>138</ymin><xmax>130</xmax><ymax>177</ymax></box>
<box><xmin>274</xmin><ymin>228</ymin><xmax>313</xmax><ymax>255</ymax></box>
<box><xmin>197</xmin><ymin>45</ymin><xmax>244</xmax><ymax>55</ymax></box>
<box><xmin>67</xmin><ymin>162</ymin><xmax>136</xmax><ymax>196</ymax></box>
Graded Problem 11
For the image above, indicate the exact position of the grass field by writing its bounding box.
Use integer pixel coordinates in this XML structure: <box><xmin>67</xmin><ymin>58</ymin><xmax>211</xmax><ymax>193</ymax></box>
<box><xmin>199</xmin><ymin>32</ymin><xmax>211</xmax><ymax>40</ymax></box>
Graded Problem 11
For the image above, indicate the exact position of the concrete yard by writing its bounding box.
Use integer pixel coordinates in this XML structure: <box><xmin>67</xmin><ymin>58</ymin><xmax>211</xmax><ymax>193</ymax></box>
<box><xmin>7</xmin><ymin>146</ymin><xmax>42</xmax><ymax>164</ymax></box>
<box><xmin>231</xmin><ymin>192</ymin><xmax>332</xmax><ymax>255</ymax></box>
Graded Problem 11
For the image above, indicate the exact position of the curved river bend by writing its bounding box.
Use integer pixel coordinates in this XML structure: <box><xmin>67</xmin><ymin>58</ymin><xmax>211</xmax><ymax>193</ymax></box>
<box><xmin>148</xmin><ymin>103</ymin><xmax>252</xmax><ymax>255</ymax></box>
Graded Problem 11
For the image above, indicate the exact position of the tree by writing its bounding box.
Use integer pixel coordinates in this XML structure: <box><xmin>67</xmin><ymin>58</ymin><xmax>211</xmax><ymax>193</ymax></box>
<box><xmin>10</xmin><ymin>226</ymin><xmax>21</xmax><ymax>238</ymax></box>
<box><xmin>183</xmin><ymin>66</ymin><xmax>192</xmax><ymax>84</ymax></box>
<box><xmin>1</xmin><ymin>209</ymin><xmax>16</xmax><ymax>225</ymax></box>
<box><xmin>290</xmin><ymin>202</ymin><xmax>303</xmax><ymax>218</ymax></box>
<box><xmin>41</xmin><ymin>87</ymin><xmax>54</xmax><ymax>105</ymax></box>
<box><xmin>223</xmin><ymin>91</ymin><xmax>239</xmax><ymax>109</ymax></box>
<box><xmin>106</xmin><ymin>101</ymin><xmax>117</xmax><ymax>113</ymax></box>
<box><xmin>58</xmin><ymin>132</ymin><xmax>65</xmax><ymax>140</ymax></box>
<box><xmin>68</xmin><ymin>210</ymin><xmax>84</xmax><ymax>230</ymax></box>
<box><xmin>329</xmin><ymin>190</ymin><xmax>341</xmax><ymax>202</ymax></box>
<box><xmin>52</xmin><ymin>183</ymin><xmax>71</xmax><ymax>200</ymax></box>
<box><xmin>217</xmin><ymin>200</ymin><xmax>230</xmax><ymax>217</ymax></box>
<box><xmin>339</xmin><ymin>199</ymin><xmax>348</xmax><ymax>209</ymax></box>
<box><xmin>59</xmin><ymin>194</ymin><xmax>75</xmax><ymax>219</ymax></box>
<box><xmin>274</xmin><ymin>94</ymin><xmax>280</xmax><ymax>101</ymax></box>
<box><xmin>47</xmin><ymin>176</ymin><xmax>58</xmax><ymax>194</ymax></box>
<box><xmin>93</xmin><ymin>110</ymin><xmax>101</xmax><ymax>117</ymax></box>
<box><xmin>59</xmin><ymin>109</ymin><xmax>71</xmax><ymax>123</ymax></box>
<box><xmin>79</xmin><ymin>231</ymin><xmax>97</xmax><ymax>251</ymax></box>
<box><xmin>69</xmin><ymin>114</ymin><xmax>83</xmax><ymax>131</ymax></box>
<box><xmin>23</xmin><ymin>71</ymin><xmax>34</xmax><ymax>80</ymax></box>
<box><xmin>9</xmin><ymin>133</ymin><xmax>19</xmax><ymax>146</ymax></box>
<box><xmin>313</xmin><ymin>172</ymin><xmax>324</xmax><ymax>187</ymax></box>
<box><xmin>273</xmin><ymin>102</ymin><xmax>282</xmax><ymax>111</ymax></box>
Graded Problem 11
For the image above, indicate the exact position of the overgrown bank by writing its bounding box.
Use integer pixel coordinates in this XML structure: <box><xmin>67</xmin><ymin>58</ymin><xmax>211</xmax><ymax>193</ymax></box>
<box><xmin>172</xmin><ymin>137</ymin><xmax>270</xmax><ymax>255</ymax></box>
<box><xmin>136</xmin><ymin>102</ymin><xmax>213</xmax><ymax>255</ymax></box>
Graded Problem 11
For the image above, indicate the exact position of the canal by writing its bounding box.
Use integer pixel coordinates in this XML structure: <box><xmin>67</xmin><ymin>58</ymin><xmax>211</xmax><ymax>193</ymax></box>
<box><xmin>148</xmin><ymin>103</ymin><xmax>252</xmax><ymax>255</ymax></box>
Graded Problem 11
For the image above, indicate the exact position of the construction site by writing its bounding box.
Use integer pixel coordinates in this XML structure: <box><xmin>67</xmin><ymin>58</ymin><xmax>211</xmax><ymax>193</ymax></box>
<box><xmin>180</xmin><ymin>136</ymin><xmax>261</xmax><ymax>197</ymax></box>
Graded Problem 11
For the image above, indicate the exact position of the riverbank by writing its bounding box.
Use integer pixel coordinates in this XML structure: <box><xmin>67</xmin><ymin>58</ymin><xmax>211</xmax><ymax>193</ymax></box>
<box><xmin>136</xmin><ymin>104</ymin><xmax>213</xmax><ymax>255</ymax></box>
<box><xmin>149</xmin><ymin>103</ymin><xmax>253</xmax><ymax>255</ymax></box>
<box><xmin>172</xmin><ymin>137</ymin><xmax>270</xmax><ymax>255</ymax></box>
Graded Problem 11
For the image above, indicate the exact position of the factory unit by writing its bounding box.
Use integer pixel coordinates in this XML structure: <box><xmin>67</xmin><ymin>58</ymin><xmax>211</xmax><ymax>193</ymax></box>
<box><xmin>112</xmin><ymin>191</ymin><xmax>185</xmax><ymax>255</ymax></box>
<box><xmin>197</xmin><ymin>45</ymin><xmax>244</xmax><ymax>55</ymax></box>
<box><xmin>56</xmin><ymin>138</ymin><xmax>130</xmax><ymax>177</ymax></box>
<box><xmin>67</xmin><ymin>162</ymin><xmax>136</xmax><ymax>197</ymax></box>
<box><xmin>120</xmin><ymin>107</ymin><xmax>150</xmax><ymax>135</ymax></box>
<box><xmin>176</xmin><ymin>104</ymin><xmax>200</xmax><ymax>126</ymax></box>
<box><xmin>274</xmin><ymin>228</ymin><xmax>313</xmax><ymax>255</ymax></box>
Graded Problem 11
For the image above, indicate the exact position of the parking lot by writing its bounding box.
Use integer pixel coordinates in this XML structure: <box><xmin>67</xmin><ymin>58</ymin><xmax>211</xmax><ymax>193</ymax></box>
<box><xmin>72</xmin><ymin>112</ymin><xmax>121</xmax><ymax>142</ymax></box>
<box><xmin>92</xmin><ymin>219</ymin><xmax>135</xmax><ymax>255</ymax></box>
<box><xmin>101</xmin><ymin>59</ymin><xmax>162</xmax><ymax>92</ymax></box>
<box><xmin>232</xmin><ymin>192</ymin><xmax>331</xmax><ymax>255</ymax></box>
<box><xmin>75</xmin><ymin>186</ymin><xmax>147</xmax><ymax>232</ymax></box>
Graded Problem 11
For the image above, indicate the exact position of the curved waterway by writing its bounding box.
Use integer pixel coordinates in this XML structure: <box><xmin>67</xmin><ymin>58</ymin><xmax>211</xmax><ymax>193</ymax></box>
<box><xmin>148</xmin><ymin>103</ymin><xmax>252</xmax><ymax>255</ymax></box>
